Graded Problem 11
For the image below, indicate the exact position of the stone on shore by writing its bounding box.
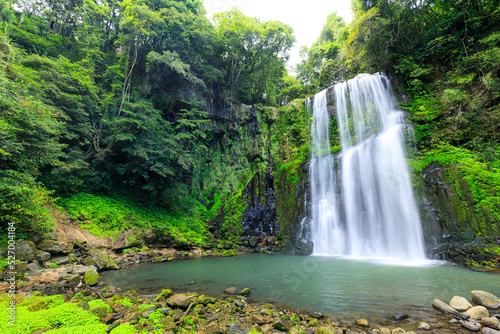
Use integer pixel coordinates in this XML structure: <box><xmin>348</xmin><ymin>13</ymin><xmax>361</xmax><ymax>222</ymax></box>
<box><xmin>16</xmin><ymin>240</ymin><xmax>37</xmax><ymax>261</ymax></box>
<box><xmin>355</xmin><ymin>319</ymin><xmax>369</xmax><ymax>327</ymax></box>
<box><xmin>482</xmin><ymin>317</ymin><xmax>500</xmax><ymax>330</ymax></box>
<box><xmin>432</xmin><ymin>299</ymin><xmax>457</xmax><ymax>313</ymax></box>
<box><xmin>83</xmin><ymin>268</ymin><xmax>99</xmax><ymax>286</ymax></box>
<box><xmin>250</xmin><ymin>314</ymin><xmax>271</xmax><ymax>324</ymax></box>
<box><xmin>417</xmin><ymin>321</ymin><xmax>431</xmax><ymax>330</ymax></box>
<box><xmin>482</xmin><ymin>328</ymin><xmax>500</xmax><ymax>334</ymax></box>
<box><xmin>37</xmin><ymin>240</ymin><xmax>73</xmax><ymax>254</ymax></box>
<box><xmin>450</xmin><ymin>296</ymin><xmax>473</xmax><ymax>312</ymax></box>
<box><xmin>167</xmin><ymin>294</ymin><xmax>191</xmax><ymax>309</ymax></box>
<box><xmin>472</xmin><ymin>291</ymin><xmax>500</xmax><ymax>309</ymax></box>
<box><xmin>82</xmin><ymin>249</ymin><xmax>120</xmax><ymax>271</ymax></box>
<box><xmin>466</xmin><ymin>306</ymin><xmax>490</xmax><ymax>319</ymax></box>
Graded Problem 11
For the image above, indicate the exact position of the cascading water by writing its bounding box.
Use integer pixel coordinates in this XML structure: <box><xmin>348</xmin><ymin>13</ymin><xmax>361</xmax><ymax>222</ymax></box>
<box><xmin>309</xmin><ymin>73</ymin><xmax>426</xmax><ymax>261</ymax></box>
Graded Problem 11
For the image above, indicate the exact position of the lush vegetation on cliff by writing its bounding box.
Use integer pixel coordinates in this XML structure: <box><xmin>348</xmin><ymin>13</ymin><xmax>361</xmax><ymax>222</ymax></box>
<box><xmin>298</xmin><ymin>0</ymin><xmax>500</xmax><ymax>239</ymax></box>
<box><xmin>1</xmin><ymin>0</ymin><xmax>499</xmax><ymax>244</ymax></box>
<box><xmin>0</xmin><ymin>0</ymin><xmax>301</xmax><ymax>243</ymax></box>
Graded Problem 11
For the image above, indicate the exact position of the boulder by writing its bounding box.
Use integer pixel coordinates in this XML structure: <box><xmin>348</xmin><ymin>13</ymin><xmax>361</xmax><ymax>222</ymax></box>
<box><xmin>482</xmin><ymin>317</ymin><xmax>500</xmax><ymax>330</ymax></box>
<box><xmin>27</xmin><ymin>261</ymin><xmax>42</xmax><ymax>273</ymax></box>
<box><xmin>461</xmin><ymin>320</ymin><xmax>481</xmax><ymax>331</ymax></box>
<box><xmin>482</xmin><ymin>328</ymin><xmax>500</xmax><ymax>334</ymax></box>
<box><xmin>112</xmin><ymin>229</ymin><xmax>150</xmax><ymax>250</ymax></box>
<box><xmin>37</xmin><ymin>240</ymin><xmax>73</xmax><ymax>254</ymax></box>
<box><xmin>432</xmin><ymin>299</ymin><xmax>457</xmax><ymax>314</ymax></box>
<box><xmin>72</xmin><ymin>265</ymin><xmax>98</xmax><ymax>276</ymax></box>
<box><xmin>167</xmin><ymin>294</ymin><xmax>191</xmax><ymax>309</ymax></box>
<box><xmin>294</xmin><ymin>239</ymin><xmax>314</xmax><ymax>255</ymax></box>
<box><xmin>467</xmin><ymin>306</ymin><xmax>490</xmax><ymax>319</ymax></box>
<box><xmin>82</xmin><ymin>249</ymin><xmax>119</xmax><ymax>271</ymax></box>
<box><xmin>83</xmin><ymin>269</ymin><xmax>99</xmax><ymax>286</ymax></box>
<box><xmin>16</xmin><ymin>240</ymin><xmax>36</xmax><ymax>261</ymax></box>
<box><xmin>112</xmin><ymin>230</ymin><xmax>142</xmax><ymax>250</ymax></box>
<box><xmin>450</xmin><ymin>296</ymin><xmax>473</xmax><ymax>312</ymax></box>
<box><xmin>35</xmin><ymin>250</ymin><xmax>51</xmax><ymax>261</ymax></box>
<box><xmin>240</xmin><ymin>288</ymin><xmax>251</xmax><ymax>296</ymax></box>
<box><xmin>224</xmin><ymin>287</ymin><xmax>238</xmax><ymax>295</ymax></box>
<box><xmin>51</xmin><ymin>255</ymin><xmax>70</xmax><ymax>266</ymax></box>
<box><xmin>472</xmin><ymin>291</ymin><xmax>500</xmax><ymax>309</ymax></box>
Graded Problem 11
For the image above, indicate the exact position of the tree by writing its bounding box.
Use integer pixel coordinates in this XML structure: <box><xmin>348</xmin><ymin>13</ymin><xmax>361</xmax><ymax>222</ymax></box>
<box><xmin>214</xmin><ymin>9</ymin><xmax>294</xmax><ymax>104</ymax></box>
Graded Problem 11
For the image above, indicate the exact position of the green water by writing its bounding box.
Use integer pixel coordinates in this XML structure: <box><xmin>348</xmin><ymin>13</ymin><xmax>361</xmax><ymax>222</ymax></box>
<box><xmin>102</xmin><ymin>254</ymin><xmax>500</xmax><ymax>320</ymax></box>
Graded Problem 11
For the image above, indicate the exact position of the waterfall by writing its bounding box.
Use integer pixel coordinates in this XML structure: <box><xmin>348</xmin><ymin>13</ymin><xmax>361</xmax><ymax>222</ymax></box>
<box><xmin>309</xmin><ymin>73</ymin><xmax>426</xmax><ymax>261</ymax></box>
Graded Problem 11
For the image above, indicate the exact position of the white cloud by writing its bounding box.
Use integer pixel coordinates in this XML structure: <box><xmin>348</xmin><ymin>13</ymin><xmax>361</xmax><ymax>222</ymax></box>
<box><xmin>203</xmin><ymin>0</ymin><xmax>353</xmax><ymax>71</ymax></box>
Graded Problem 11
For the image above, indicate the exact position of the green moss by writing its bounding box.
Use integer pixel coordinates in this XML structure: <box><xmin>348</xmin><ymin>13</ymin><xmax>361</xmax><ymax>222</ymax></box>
<box><xmin>109</xmin><ymin>324</ymin><xmax>138</xmax><ymax>334</ymax></box>
<box><xmin>0</xmin><ymin>295</ymin><xmax>107</xmax><ymax>334</ymax></box>
<box><xmin>57</xmin><ymin>193</ymin><xmax>209</xmax><ymax>247</ymax></box>
<box><xmin>83</xmin><ymin>269</ymin><xmax>99</xmax><ymax>286</ymax></box>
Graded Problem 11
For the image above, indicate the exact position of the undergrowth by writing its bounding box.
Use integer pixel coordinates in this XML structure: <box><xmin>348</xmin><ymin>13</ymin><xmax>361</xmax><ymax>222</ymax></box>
<box><xmin>56</xmin><ymin>193</ymin><xmax>210</xmax><ymax>247</ymax></box>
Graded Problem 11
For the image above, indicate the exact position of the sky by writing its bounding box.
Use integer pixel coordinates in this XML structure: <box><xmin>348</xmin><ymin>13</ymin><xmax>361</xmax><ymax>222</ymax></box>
<box><xmin>203</xmin><ymin>0</ymin><xmax>353</xmax><ymax>71</ymax></box>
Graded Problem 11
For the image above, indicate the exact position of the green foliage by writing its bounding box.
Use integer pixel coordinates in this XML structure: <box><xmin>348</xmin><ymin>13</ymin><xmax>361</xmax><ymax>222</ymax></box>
<box><xmin>58</xmin><ymin>193</ymin><xmax>209</xmax><ymax>246</ymax></box>
<box><xmin>214</xmin><ymin>8</ymin><xmax>295</xmax><ymax>104</ymax></box>
<box><xmin>0</xmin><ymin>294</ymin><xmax>107</xmax><ymax>334</ymax></box>
<box><xmin>410</xmin><ymin>142</ymin><xmax>500</xmax><ymax>235</ymax></box>
<box><xmin>297</xmin><ymin>13</ymin><xmax>349</xmax><ymax>93</ymax></box>
<box><xmin>88</xmin><ymin>299</ymin><xmax>112</xmax><ymax>314</ymax></box>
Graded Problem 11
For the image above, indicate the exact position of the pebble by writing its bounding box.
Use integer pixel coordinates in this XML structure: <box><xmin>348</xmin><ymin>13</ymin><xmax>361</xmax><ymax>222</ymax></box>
<box><xmin>417</xmin><ymin>321</ymin><xmax>431</xmax><ymax>330</ymax></box>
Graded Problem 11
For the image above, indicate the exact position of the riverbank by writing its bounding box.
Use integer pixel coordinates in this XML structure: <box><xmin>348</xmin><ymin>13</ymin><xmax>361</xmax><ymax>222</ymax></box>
<box><xmin>3</xmin><ymin>283</ymin><xmax>500</xmax><ymax>334</ymax></box>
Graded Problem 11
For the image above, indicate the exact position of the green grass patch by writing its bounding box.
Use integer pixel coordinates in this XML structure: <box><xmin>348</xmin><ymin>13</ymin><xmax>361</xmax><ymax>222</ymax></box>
<box><xmin>0</xmin><ymin>294</ymin><xmax>109</xmax><ymax>334</ymax></box>
<box><xmin>57</xmin><ymin>193</ymin><xmax>209</xmax><ymax>247</ymax></box>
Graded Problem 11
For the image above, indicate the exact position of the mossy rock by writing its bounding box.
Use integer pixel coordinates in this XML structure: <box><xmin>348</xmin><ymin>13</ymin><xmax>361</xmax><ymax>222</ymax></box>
<box><xmin>83</xmin><ymin>269</ymin><xmax>99</xmax><ymax>286</ymax></box>
<box><xmin>239</xmin><ymin>288</ymin><xmax>251</xmax><ymax>296</ymax></box>
<box><xmin>156</xmin><ymin>288</ymin><xmax>173</xmax><ymax>302</ymax></box>
<box><xmin>91</xmin><ymin>306</ymin><xmax>108</xmax><ymax>319</ymax></box>
<box><xmin>221</xmin><ymin>249</ymin><xmax>237</xmax><ymax>257</ymax></box>
<box><xmin>83</xmin><ymin>249</ymin><xmax>120</xmax><ymax>272</ymax></box>
<box><xmin>37</xmin><ymin>240</ymin><xmax>73</xmax><ymax>254</ymax></box>
<box><xmin>77</xmin><ymin>301</ymin><xmax>90</xmax><ymax>310</ymax></box>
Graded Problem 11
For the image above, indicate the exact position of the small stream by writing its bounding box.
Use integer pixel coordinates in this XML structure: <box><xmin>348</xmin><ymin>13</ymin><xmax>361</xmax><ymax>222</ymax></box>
<box><xmin>102</xmin><ymin>254</ymin><xmax>500</xmax><ymax>321</ymax></box>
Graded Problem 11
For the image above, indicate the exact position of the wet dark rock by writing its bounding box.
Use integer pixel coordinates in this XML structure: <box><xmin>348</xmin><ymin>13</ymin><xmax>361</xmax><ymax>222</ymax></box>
<box><xmin>107</xmin><ymin>323</ymin><xmax>121</xmax><ymax>333</ymax></box>
<box><xmin>312</xmin><ymin>312</ymin><xmax>324</xmax><ymax>319</ymax></box>
<box><xmin>394</xmin><ymin>313</ymin><xmax>409</xmax><ymax>320</ymax></box>
<box><xmin>241</xmin><ymin>168</ymin><xmax>279</xmax><ymax>237</ymax></box>
<box><xmin>294</xmin><ymin>239</ymin><xmax>314</xmax><ymax>255</ymax></box>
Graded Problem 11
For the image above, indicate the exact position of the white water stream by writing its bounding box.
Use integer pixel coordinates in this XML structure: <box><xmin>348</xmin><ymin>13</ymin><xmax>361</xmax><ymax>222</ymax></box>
<box><xmin>309</xmin><ymin>73</ymin><xmax>426</xmax><ymax>261</ymax></box>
